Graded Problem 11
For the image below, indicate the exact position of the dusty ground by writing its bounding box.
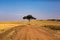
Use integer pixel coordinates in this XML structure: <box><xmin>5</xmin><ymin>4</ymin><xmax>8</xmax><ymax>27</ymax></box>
<box><xmin>0</xmin><ymin>20</ymin><xmax>60</xmax><ymax>40</ymax></box>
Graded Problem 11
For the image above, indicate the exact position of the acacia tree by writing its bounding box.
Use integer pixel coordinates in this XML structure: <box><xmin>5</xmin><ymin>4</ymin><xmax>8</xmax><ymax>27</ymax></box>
<box><xmin>23</xmin><ymin>15</ymin><xmax>36</xmax><ymax>24</ymax></box>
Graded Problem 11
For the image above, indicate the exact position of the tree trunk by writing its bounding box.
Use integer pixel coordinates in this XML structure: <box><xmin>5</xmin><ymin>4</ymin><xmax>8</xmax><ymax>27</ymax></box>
<box><xmin>28</xmin><ymin>19</ymin><xmax>30</xmax><ymax>25</ymax></box>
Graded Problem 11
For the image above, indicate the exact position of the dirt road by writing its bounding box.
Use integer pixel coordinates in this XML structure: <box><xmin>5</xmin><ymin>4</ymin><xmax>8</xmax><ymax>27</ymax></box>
<box><xmin>0</xmin><ymin>25</ymin><xmax>59</xmax><ymax>40</ymax></box>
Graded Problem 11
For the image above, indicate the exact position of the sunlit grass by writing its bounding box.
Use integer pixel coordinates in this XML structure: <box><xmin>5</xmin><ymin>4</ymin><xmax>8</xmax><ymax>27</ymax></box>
<box><xmin>0</xmin><ymin>20</ymin><xmax>60</xmax><ymax>40</ymax></box>
<box><xmin>0</xmin><ymin>20</ymin><xmax>60</xmax><ymax>37</ymax></box>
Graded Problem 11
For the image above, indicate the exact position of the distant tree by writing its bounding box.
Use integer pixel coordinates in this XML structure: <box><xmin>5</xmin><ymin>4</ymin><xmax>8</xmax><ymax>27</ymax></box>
<box><xmin>23</xmin><ymin>15</ymin><xmax>36</xmax><ymax>24</ymax></box>
<box><xmin>23</xmin><ymin>16</ymin><xmax>27</xmax><ymax>19</ymax></box>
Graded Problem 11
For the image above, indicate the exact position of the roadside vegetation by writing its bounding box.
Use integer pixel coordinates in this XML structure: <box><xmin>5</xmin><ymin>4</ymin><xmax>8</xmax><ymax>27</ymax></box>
<box><xmin>0</xmin><ymin>19</ymin><xmax>60</xmax><ymax>39</ymax></box>
<box><xmin>43</xmin><ymin>25</ymin><xmax>60</xmax><ymax>30</ymax></box>
<box><xmin>42</xmin><ymin>25</ymin><xmax>60</xmax><ymax>38</ymax></box>
<box><xmin>47</xmin><ymin>19</ymin><xmax>60</xmax><ymax>21</ymax></box>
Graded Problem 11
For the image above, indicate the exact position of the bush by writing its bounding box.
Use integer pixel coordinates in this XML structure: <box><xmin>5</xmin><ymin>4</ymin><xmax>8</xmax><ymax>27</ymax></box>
<box><xmin>47</xmin><ymin>19</ymin><xmax>60</xmax><ymax>21</ymax></box>
<box><xmin>43</xmin><ymin>25</ymin><xmax>60</xmax><ymax>30</ymax></box>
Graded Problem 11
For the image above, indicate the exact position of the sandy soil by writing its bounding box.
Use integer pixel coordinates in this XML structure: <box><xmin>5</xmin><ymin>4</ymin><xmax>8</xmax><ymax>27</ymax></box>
<box><xmin>0</xmin><ymin>24</ymin><xmax>59</xmax><ymax>40</ymax></box>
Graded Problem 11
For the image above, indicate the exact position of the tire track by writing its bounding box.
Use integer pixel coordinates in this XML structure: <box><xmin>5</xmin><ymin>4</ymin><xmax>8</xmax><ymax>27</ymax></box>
<box><xmin>0</xmin><ymin>25</ymin><xmax>60</xmax><ymax>40</ymax></box>
<box><xmin>34</xmin><ymin>26</ymin><xmax>59</xmax><ymax>40</ymax></box>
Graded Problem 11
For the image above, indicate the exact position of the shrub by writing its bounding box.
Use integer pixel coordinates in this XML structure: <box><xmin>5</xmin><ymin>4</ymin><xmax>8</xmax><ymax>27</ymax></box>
<box><xmin>43</xmin><ymin>25</ymin><xmax>60</xmax><ymax>30</ymax></box>
<box><xmin>47</xmin><ymin>19</ymin><xmax>60</xmax><ymax>21</ymax></box>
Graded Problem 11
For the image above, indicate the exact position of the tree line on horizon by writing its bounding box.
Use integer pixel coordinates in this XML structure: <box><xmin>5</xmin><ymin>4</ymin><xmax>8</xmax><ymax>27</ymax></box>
<box><xmin>23</xmin><ymin>14</ymin><xmax>60</xmax><ymax>22</ymax></box>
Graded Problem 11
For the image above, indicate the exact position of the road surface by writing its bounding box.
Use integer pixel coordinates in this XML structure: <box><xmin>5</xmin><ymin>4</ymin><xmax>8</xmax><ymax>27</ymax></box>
<box><xmin>0</xmin><ymin>25</ymin><xmax>59</xmax><ymax>40</ymax></box>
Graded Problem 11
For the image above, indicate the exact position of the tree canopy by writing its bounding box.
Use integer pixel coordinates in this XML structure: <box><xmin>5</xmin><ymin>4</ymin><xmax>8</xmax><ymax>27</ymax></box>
<box><xmin>23</xmin><ymin>15</ymin><xmax>36</xmax><ymax>21</ymax></box>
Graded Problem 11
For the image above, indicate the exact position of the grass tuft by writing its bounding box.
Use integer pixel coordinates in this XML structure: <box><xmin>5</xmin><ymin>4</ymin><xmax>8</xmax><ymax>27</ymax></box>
<box><xmin>43</xmin><ymin>25</ymin><xmax>60</xmax><ymax>30</ymax></box>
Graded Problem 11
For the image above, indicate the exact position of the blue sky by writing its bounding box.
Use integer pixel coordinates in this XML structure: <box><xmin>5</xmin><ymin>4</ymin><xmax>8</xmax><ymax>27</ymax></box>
<box><xmin>0</xmin><ymin>0</ymin><xmax>60</xmax><ymax>21</ymax></box>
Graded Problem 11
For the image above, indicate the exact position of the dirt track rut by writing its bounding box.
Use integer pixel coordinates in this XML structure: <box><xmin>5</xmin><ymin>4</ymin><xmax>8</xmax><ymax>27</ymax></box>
<box><xmin>0</xmin><ymin>25</ymin><xmax>59</xmax><ymax>40</ymax></box>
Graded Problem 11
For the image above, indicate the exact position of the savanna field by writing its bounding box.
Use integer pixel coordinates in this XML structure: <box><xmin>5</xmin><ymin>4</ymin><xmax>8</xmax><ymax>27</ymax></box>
<box><xmin>0</xmin><ymin>20</ymin><xmax>60</xmax><ymax>40</ymax></box>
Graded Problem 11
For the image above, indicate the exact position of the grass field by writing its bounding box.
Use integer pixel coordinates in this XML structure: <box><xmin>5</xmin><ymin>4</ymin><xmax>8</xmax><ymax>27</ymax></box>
<box><xmin>0</xmin><ymin>20</ymin><xmax>60</xmax><ymax>40</ymax></box>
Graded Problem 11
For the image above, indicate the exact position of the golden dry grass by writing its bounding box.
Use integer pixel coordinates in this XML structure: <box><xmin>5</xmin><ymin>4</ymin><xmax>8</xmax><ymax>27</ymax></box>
<box><xmin>0</xmin><ymin>20</ymin><xmax>60</xmax><ymax>33</ymax></box>
<box><xmin>0</xmin><ymin>20</ymin><xmax>60</xmax><ymax>40</ymax></box>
